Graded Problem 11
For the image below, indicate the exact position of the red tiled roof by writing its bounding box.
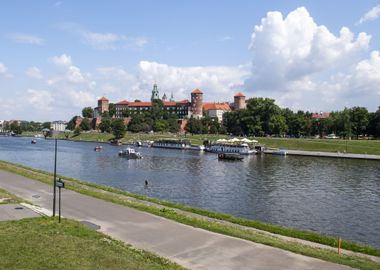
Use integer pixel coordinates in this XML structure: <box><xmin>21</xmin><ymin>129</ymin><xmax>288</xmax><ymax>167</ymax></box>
<box><xmin>116</xmin><ymin>100</ymin><xmax>129</xmax><ymax>105</ymax></box>
<box><xmin>191</xmin><ymin>88</ymin><xmax>203</xmax><ymax>94</ymax></box>
<box><xmin>163</xmin><ymin>101</ymin><xmax>177</xmax><ymax>106</ymax></box>
<box><xmin>98</xmin><ymin>96</ymin><xmax>109</xmax><ymax>101</ymax></box>
<box><xmin>128</xmin><ymin>102</ymin><xmax>152</xmax><ymax>107</ymax></box>
<box><xmin>234</xmin><ymin>92</ymin><xmax>245</xmax><ymax>97</ymax></box>
<box><xmin>312</xmin><ymin>112</ymin><xmax>331</xmax><ymax>119</ymax></box>
<box><xmin>203</xmin><ymin>102</ymin><xmax>232</xmax><ymax>111</ymax></box>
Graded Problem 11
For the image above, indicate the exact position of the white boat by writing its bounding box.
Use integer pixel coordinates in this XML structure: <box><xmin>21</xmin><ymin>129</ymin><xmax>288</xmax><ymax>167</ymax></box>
<box><xmin>207</xmin><ymin>143</ymin><xmax>257</xmax><ymax>155</ymax></box>
<box><xmin>152</xmin><ymin>139</ymin><xmax>190</xmax><ymax>150</ymax></box>
<box><xmin>118</xmin><ymin>148</ymin><xmax>142</xmax><ymax>159</ymax></box>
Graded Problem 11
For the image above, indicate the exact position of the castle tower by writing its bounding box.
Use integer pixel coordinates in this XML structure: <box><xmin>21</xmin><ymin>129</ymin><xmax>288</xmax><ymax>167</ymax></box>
<box><xmin>169</xmin><ymin>92</ymin><xmax>174</xmax><ymax>102</ymax></box>
<box><xmin>234</xmin><ymin>92</ymin><xmax>246</xmax><ymax>110</ymax></box>
<box><xmin>98</xmin><ymin>96</ymin><xmax>109</xmax><ymax>114</ymax></box>
<box><xmin>191</xmin><ymin>88</ymin><xmax>203</xmax><ymax>118</ymax></box>
<box><xmin>162</xmin><ymin>93</ymin><xmax>167</xmax><ymax>101</ymax></box>
<box><xmin>151</xmin><ymin>83</ymin><xmax>160</xmax><ymax>101</ymax></box>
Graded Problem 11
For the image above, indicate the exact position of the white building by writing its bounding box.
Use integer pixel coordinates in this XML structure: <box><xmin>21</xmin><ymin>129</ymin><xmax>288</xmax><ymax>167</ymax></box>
<box><xmin>50</xmin><ymin>121</ymin><xmax>67</xmax><ymax>132</ymax></box>
<box><xmin>203</xmin><ymin>103</ymin><xmax>231</xmax><ymax>122</ymax></box>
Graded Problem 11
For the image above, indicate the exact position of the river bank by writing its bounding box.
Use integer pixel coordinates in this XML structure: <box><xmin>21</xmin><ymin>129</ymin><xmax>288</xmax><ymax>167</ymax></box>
<box><xmin>21</xmin><ymin>131</ymin><xmax>380</xmax><ymax>155</ymax></box>
<box><xmin>0</xmin><ymin>160</ymin><xmax>379</xmax><ymax>270</ymax></box>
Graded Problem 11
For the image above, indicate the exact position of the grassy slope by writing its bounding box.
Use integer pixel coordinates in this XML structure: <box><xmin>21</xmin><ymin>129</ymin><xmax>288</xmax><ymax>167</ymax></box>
<box><xmin>0</xmin><ymin>160</ymin><xmax>379</xmax><ymax>270</ymax></box>
<box><xmin>0</xmin><ymin>217</ymin><xmax>185</xmax><ymax>270</ymax></box>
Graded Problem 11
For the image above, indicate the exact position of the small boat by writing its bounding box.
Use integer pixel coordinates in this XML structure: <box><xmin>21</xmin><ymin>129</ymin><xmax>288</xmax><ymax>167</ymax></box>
<box><xmin>218</xmin><ymin>153</ymin><xmax>243</xmax><ymax>161</ymax></box>
<box><xmin>31</xmin><ymin>139</ymin><xmax>37</xmax><ymax>144</ymax></box>
<box><xmin>94</xmin><ymin>145</ymin><xmax>103</xmax><ymax>151</ymax></box>
<box><xmin>118</xmin><ymin>148</ymin><xmax>142</xmax><ymax>159</ymax></box>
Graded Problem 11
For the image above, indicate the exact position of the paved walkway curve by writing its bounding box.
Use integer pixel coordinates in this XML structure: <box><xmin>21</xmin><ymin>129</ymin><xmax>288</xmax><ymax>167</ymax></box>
<box><xmin>0</xmin><ymin>170</ymin><xmax>356</xmax><ymax>270</ymax></box>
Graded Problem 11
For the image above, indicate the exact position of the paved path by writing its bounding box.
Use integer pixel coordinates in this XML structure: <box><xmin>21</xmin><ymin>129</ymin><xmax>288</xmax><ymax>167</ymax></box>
<box><xmin>0</xmin><ymin>203</ymin><xmax>40</xmax><ymax>221</ymax></box>
<box><xmin>0</xmin><ymin>170</ymin><xmax>355</xmax><ymax>270</ymax></box>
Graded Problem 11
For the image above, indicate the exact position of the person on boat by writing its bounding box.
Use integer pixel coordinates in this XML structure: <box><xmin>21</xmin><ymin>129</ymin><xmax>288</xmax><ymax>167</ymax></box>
<box><xmin>144</xmin><ymin>180</ymin><xmax>149</xmax><ymax>188</ymax></box>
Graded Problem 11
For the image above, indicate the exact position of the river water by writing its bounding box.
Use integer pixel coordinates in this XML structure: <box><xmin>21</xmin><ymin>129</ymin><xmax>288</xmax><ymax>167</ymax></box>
<box><xmin>0</xmin><ymin>136</ymin><xmax>379</xmax><ymax>248</ymax></box>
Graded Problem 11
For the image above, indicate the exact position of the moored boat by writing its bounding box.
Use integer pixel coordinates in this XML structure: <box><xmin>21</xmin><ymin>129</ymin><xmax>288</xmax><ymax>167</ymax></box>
<box><xmin>207</xmin><ymin>143</ymin><xmax>256</xmax><ymax>155</ymax></box>
<box><xmin>118</xmin><ymin>148</ymin><xmax>142</xmax><ymax>159</ymax></box>
<box><xmin>94</xmin><ymin>145</ymin><xmax>103</xmax><ymax>151</ymax></box>
<box><xmin>31</xmin><ymin>139</ymin><xmax>37</xmax><ymax>144</ymax></box>
<box><xmin>151</xmin><ymin>139</ymin><xmax>190</xmax><ymax>150</ymax></box>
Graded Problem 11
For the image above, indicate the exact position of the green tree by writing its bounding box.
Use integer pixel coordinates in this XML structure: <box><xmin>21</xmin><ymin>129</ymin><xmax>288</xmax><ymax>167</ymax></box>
<box><xmin>73</xmin><ymin>127</ymin><xmax>81</xmax><ymax>136</ymax></box>
<box><xmin>111</xmin><ymin>119</ymin><xmax>126</xmax><ymax>139</ymax></box>
<box><xmin>10</xmin><ymin>122</ymin><xmax>22</xmax><ymax>135</ymax></box>
<box><xmin>350</xmin><ymin>107</ymin><xmax>369</xmax><ymax>139</ymax></box>
<box><xmin>167</xmin><ymin>117</ymin><xmax>180</xmax><ymax>133</ymax></box>
<box><xmin>66</xmin><ymin>116</ymin><xmax>78</xmax><ymax>130</ymax></box>
<box><xmin>108</xmin><ymin>103</ymin><xmax>116</xmax><ymax>118</ymax></box>
<box><xmin>367</xmin><ymin>107</ymin><xmax>380</xmax><ymax>138</ymax></box>
<box><xmin>151</xmin><ymin>99</ymin><xmax>164</xmax><ymax>121</ymax></box>
<box><xmin>99</xmin><ymin>118</ymin><xmax>112</xmax><ymax>133</ymax></box>
<box><xmin>42</xmin><ymin>122</ymin><xmax>51</xmax><ymax>129</ymax></box>
<box><xmin>153</xmin><ymin>120</ymin><xmax>169</xmax><ymax>132</ymax></box>
<box><xmin>80</xmin><ymin>118</ymin><xmax>91</xmax><ymax>131</ymax></box>
<box><xmin>82</xmin><ymin>107</ymin><xmax>94</xmax><ymax>118</ymax></box>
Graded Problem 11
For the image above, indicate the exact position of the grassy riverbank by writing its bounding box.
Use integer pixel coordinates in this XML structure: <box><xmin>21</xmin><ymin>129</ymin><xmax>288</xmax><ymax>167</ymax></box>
<box><xmin>22</xmin><ymin>131</ymin><xmax>380</xmax><ymax>155</ymax></box>
<box><xmin>0</xmin><ymin>217</ymin><xmax>185</xmax><ymax>270</ymax></box>
<box><xmin>0</xmin><ymin>160</ymin><xmax>379</xmax><ymax>270</ymax></box>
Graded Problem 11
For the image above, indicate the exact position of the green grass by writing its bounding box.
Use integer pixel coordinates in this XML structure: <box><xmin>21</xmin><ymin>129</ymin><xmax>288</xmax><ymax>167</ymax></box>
<box><xmin>0</xmin><ymin>160</ymin><xmax>379</xmax><ymax>270</ymax></box>
<box><xmin>0</xmin><ymin>217</ymin><xmax>186</xmax><ymax>270</ymax></box>
<box><xmin>0</xmin><ymin>187</ymin><xmax>21</xmax><ymax>204</ymax></box>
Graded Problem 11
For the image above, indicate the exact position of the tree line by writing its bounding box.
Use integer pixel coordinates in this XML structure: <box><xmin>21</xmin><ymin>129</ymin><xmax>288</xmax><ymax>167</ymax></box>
<box><xmin>222</xmin><ymin>98</ymin><xmax>380</xmax><ymax>138</ymax></box>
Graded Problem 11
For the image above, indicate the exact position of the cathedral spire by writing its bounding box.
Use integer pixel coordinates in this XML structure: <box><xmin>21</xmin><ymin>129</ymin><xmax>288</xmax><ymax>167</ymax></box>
<box><xmin>151</xmin><ymin>83</ymin><xmax>160</xmax><ymax>101</ymax></box>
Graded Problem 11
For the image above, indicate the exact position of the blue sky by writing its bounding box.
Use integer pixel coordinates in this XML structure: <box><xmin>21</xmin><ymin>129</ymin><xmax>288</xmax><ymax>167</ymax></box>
<box><xmin>1</xmin><ymin>1</ymin><xmax>380</xmax><ymax>121</ymax></box>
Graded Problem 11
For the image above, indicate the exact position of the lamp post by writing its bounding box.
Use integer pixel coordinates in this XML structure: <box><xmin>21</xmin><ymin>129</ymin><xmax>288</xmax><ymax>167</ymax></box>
<box><xmin>42</xmin><ymin>128</ymin><xmax>57</xmax><ymax>217</ymax></box>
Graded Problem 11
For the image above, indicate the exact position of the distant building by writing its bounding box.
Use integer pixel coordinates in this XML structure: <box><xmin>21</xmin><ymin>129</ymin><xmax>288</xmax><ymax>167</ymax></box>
<box><xmin>51</xmin><ymin>121</ymin><xmax>67</xmax><ymax>132</ymax></box>
<box><xmin>203</xmin><ymin>103</ymin><xmax>232</xmax><ymax>122</ymax></box>
<box><xmin>94</xmin><ymin>96</ymin><xmax>109</xmax><ymax>118</ymax></box>
<box><xmin>312</xmin><ymin>112</ymin><xmax>331</xmax><ymax>119</ymax></box>
<box><xmin>190</xmin><ymin>88</ymin><xmax>203</xmax><ymax>118</ymax></box>
<box><xmin>234</xmin><ymin>92</ymin><xmax>246</xmax><ymax>110</ymax></box>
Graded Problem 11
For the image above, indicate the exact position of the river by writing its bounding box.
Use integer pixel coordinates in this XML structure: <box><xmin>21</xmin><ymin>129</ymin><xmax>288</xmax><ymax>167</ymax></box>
<box><xmin>0</xmin><ymin>136</ymin><xmax>379</xmax><ymax>248</ymax></box>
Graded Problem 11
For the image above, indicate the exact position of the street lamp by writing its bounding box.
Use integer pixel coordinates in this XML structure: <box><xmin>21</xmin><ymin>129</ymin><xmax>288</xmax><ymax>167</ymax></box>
<box><xmin>42</xmin><ymin>128</ymin><xmax>57</xmax><ymax>217</ymax></box>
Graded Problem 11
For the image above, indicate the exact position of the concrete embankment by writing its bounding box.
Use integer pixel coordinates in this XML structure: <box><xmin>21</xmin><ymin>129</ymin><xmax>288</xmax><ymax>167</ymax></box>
<box><xmin>264</xmin><ymin>149</ymin><xmax>380</xmax><ymax>160</ymax></box>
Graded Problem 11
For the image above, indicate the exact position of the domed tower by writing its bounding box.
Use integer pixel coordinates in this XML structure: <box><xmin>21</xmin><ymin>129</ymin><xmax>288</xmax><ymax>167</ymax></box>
<box><xmin>191</xmin><ymin>88</ymin><xmax>203</xmax><ymax>118</ymax></box>
<box><xmin>98</xmin><ymin>96</ymin><xmax>109</xmax><ymax>114</ymax></box>
<box><xmin>234</xmin><ymin>92</ymin><xmax>246</xmax><ymax>110</ymax></box>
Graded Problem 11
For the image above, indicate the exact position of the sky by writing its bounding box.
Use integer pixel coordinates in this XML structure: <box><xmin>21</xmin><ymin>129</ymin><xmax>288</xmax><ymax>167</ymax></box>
<box><xmin>0</xmin><ymin>0</ymin><xmax>380</xmax><ymax>121</ymax></box>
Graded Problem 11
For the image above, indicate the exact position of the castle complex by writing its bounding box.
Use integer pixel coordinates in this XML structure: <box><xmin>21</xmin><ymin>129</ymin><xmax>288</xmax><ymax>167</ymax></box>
<box><xmin>94</xmin><ymin>84</ymin><xmax>247</xmax><ymax>122</ymax></box>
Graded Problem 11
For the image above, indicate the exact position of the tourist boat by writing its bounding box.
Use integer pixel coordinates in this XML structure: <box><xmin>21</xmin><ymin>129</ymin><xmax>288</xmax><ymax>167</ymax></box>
<box><xmin>218</xmin><ymin>153</ymin><xmax>243</xmax><ymax>161</ymax></box>
<box><xmin>31</xmin><ymin>139</ymin><xmax>37</xmax><ymax>144</ymax></box>
<box><xmin>207</xmin><ymin>143</ymin><xmax>257</xmax><ymax>155</ymax></box>
<box><xmin>118</xmin><ymin>148</ymin><xmax>142</xmax><ymax>159</ymax></box>
<box><xmin>94</xmin><ymin>145</ymin><xmax>103</xmax><ymax>151</ymax></box>
<box><xmin>152</xmin><ymin>139</ymin><xmax>190</xmax><ymax>150</ymax></box>
<box><xmin>136</xmin><ymin>141</ymin><xmax>153</xmax><ymax>147</ymax></box>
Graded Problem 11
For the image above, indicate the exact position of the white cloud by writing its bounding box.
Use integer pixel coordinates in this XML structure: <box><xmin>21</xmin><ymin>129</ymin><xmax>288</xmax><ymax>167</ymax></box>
<box><xmin>66</xmin><ymin>90</ymin><xmax>95</xmax><ymax>108</ymax></box>
<box><xmin>82</xmin><ymin>32</ymin><xmax>119</xmax><ymax>49</ymax></box>
<box><xmin>57</xmin><ymin>23</ymin><xmax>148</xmax><ymax>50</ymax></box>
<box><xmin>244</xmin><ymin>6</ymin><xmax>379</xmax><ymax>111</ymax></box>
<box><xmin>135</xmin><ymin>61</ymin><xmax>250</xmax><ymax>101</ymax></box>
<box><xmin>357</xmin><ymin>5</ymin><xmax>380</xmax><ymax>24</ymax></box>
<box><xmin>0</xmin><ymin>63</ymin><xmax>7</xmax><ymax>74</ymax></box>
<box><xmin>49</xmin><ymin>54</ymin><xmax>72</xmax><ymax>67</ymax></box>
<box><xmin>26</xmin><ymin>67</ymin><xmax>43</xmax><ymax>79</ymax></box>
<box><xmin>8</xmin><ymin>33</ymin><xmax>44</xmax><ymax>45</ymax></box>
<box><xmin>26</xmin><ymin>89</ymin><xmax>54</xmax><ymax>110</ymax></box>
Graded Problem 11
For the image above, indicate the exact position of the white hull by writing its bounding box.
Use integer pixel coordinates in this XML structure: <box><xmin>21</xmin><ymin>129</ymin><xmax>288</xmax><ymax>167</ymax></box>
<box><xmin>207</xmin><ymin>144</ymin><xmax>257</xmax><ymax>155</ymax></box>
